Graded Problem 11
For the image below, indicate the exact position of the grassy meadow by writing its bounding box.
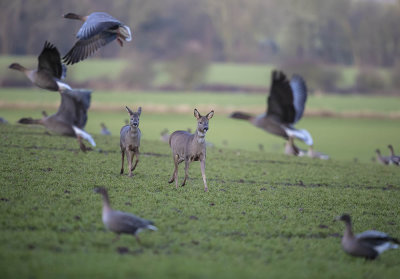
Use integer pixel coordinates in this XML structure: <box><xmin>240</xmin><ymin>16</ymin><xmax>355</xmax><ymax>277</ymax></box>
<box><xmin>1</xmin><ymin>123</ymin><xmax>400</xmax><ymax>279</ymax></box>
<box><xmin>1</xmin><ymin>58</ymin><xmax>400</xmax><ymax>278</ymax></box>
<box><xmin>1</xmin><ymin>88</ymin><xmax>400</xmax><ymax>162</ymax></box>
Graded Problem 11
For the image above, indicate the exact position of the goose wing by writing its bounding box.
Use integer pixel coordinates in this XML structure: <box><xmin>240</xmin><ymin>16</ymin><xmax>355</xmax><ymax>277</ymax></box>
<box><xmin>290</xmin><ymin>74</ymin><xmax>307</xmax><ymax>123</ymax></box>
<box><xmin>356</xmin><ymin>230</ymin><xmax>398</xmax><ymax>246</ymax></box>
<box><xmin>110</xmin><ymin>210</ymin><xmax>153</xmax><ymax>233</ymax></box>
<box><xmin>38</xmin><ymin>41</ymin><xmax>63</xmax><ymax>79</ymax></box>
<box><xmin>77</xmin><ymin>12</ymin><xmax>123</xmax><ymax>40</ymax></box>
<box><xmin>63</xmin><ymin>33</ymin><xmax>117</xmax><ymax>65</ymax></box>
<box><xmin>55</xmin><ymin>89</ymin><xmax>92</xmax><ymax>128</ymax></box>
<box><xmin>267</xmin><ymin>70</ymin><xmax>295</xmax><ymax>124</ymax></box>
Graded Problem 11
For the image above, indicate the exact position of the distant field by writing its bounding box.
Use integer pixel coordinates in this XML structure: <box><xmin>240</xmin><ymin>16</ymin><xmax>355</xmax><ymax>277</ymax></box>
<box><xmin>0</xmin><ymin>56</ymin><xmax>367</xmax><ymax>89</ymax></box>
<box><xmin>1</xmin><ymin>88</ymin><xmax>400</xmax><ymax>116</ymax></box>
<box><xmin>1</xmin><ymin>106</ymin><xmax>400</xmax><ymax>162</ymax></box>
<box><xmin>1</xmin><ymin>124</ymin><xmax>399</xmax><ymax>279</ymax></box>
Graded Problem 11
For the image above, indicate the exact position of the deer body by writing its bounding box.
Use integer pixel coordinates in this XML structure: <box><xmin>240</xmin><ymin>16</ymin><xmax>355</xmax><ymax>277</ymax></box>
<box><xmin>168</xmin><ymin>109</ymin><xmax>214</xmax><ymax>192</ymax></box>
<box><xmin>120</xmin><ymin>106</ymin><xmax>141</xmax><ymax>177</ymax></box>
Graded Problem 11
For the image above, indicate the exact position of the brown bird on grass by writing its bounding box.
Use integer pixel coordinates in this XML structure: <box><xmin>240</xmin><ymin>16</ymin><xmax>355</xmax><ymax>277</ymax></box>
<box><xmin>375</xmin><ymin>149</ymin><xmax>391</xmax><ymax>165</ymax></box>
<box><xmin>18</xmin><ymin>89</ymin><xmax>95</xmax><ymax>152</ymax></box>
<box><xmin>336</xmin><ymin>214</ymin><xmax>399</xmax><ymax>260</ymax></box>
<box><xmin>230</xmin><ymin>70</ymin><xmax>313</xmax><ymax>148</ymax></box>
<box><xmin>387</xmin><ymin>145</ymin><xmax>400</xmax><ymax>165</ymax></box>
<box><xmin>94</xmin><ymin>187</ymin><xmax>157</xmax><ymax>243</ymax></box>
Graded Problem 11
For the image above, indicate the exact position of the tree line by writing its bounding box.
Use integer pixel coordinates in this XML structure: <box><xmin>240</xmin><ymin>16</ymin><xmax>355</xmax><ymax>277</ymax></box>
<box><xmin>1</xmin><ymin>0</ymin><xmax>400</xmax><ymax>67</ymax></box>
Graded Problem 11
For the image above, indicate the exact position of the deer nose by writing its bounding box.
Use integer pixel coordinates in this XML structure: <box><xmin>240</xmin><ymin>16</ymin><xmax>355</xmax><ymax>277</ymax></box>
<box><xmin>203</xmin><ymin>127</ymin><xmax>208</xmax><ymax>132</ymax></box>
<box><xmin>132</xmin><ymin>122</ymin><xmax>138</xmax><ymax>127</ymax></box>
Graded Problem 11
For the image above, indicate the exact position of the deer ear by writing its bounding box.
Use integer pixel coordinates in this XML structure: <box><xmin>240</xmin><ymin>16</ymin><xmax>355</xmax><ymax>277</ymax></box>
<box><xmin>138</xmin><ymin>107</ymin><xmax>142</xmax><ymax>115</ymax></box>
<box><xmin>194</xmin><ymin>108</ymin><xmax>201</xmax><ymax>119</ymax></box>
<box><xmin>206</xmin><ymin>110</ymin><xmax>214</xmax><ymax>119</ymax></box>
<box><xmin>126</xmin><ymin>106</ymin><xmax>133</xmax><ymax>115</ymax></box>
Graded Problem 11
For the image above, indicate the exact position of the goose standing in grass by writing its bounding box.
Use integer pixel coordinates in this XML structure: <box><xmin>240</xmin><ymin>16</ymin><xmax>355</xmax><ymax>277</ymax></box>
<box><xmin>230</xmin><ymin>70</ymin><xmax>314</xmax><ymax>149</ymax></box>
<box><xmin>387</xmin><ymin>145</ymin><xmax>400</xmax><ymax>165</ymax></box>
<box><xmin>100</xmin><ymin>123</ymin><xmax>111</xmax><ymax>135</ymax></box>
<box><xmin>375</xmin><ymin>149</ymin><xmax>391</xmax><ymax>165</ymax></box>
<box><xmin>336</xmin><ymin>214</ymin><xmax>399</xmax><ymax>260</ymax></box>
<box><xmin>94</xmin><ymin>187</ymin><xmax>157</xmax><ymax>243</ymax></box>
<box><xmin>9</xmin><ymin>41</ymin><xmax>70</xmax><ymax>92</ymax></box>
<box><xmin>63</xmin><ymin>12</ymin><xmax>132</xmax><ymax>65</ymax></box>
<box><xmin>18</xmin><ymin>89</ymin><xmax>95</xmax><ymax>152</ymax></box>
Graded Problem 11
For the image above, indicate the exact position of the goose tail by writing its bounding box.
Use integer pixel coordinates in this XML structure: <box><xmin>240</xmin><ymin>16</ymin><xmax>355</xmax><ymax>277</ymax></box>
<box><xmin>72</xmin><ymin>126</ymin><xmax>96</xmax><ymax>146</ymax></box>
<box><xmin>283</xmin><ymin>127</ymin><xmax>313</xmax><ymax>146</ymax></box>
<box><xmin>146</xmin><ymin>224</ymin><xmax>158</xmax><ymax>231</ymax></box>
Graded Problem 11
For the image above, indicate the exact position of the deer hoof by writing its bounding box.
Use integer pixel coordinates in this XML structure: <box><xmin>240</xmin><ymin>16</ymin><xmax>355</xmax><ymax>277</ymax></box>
<box><xmin>168</xmin><ymin>178</ymin><xmax>174</xmax><ymax>183</ymax></box>
<box><xmin>120</xmin><ymin>169</ymin><xmax>124</xmax><ymax>175</ymax></box>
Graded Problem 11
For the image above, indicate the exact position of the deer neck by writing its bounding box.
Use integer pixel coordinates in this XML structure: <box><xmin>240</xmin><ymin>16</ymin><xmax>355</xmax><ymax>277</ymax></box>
<box><xmin>195</xmin><ymin>129</ymin><xmax>206</xmax><ymax>144</ymax></box>
<box><xmin>129</xmin><ymin>125</ymin><xmax>139</xmax><ymax>135</ymax></box>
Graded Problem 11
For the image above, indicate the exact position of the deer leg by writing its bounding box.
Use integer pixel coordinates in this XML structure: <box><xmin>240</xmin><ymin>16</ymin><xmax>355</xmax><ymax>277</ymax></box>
<box><xmin>120</xmin><ymin>150</ymin><xmax>125</xmax><ymax>174</ymax></box>
<box><xmin>127</xmin><ymin>152</ymin><xmax>133</xmax><ymax>177</ymax></box>
<box><xmin>131</xmin><ymin>150</ymin><xmax>139</xmax><ymax>172</ymax></box>
<box><xmin>200</xmin><ymin>159</ymin><xmax>208</xmax><ymax>192</ymax></box>
<box><xmin>168</xmin><ymin>155</ymin><xmax>178</xmax><ymax>184</ymax></box>
<box><xmin>181</xmin><ymin>160</ymin><xmax>190</xmax><ymax>187</ymax></box>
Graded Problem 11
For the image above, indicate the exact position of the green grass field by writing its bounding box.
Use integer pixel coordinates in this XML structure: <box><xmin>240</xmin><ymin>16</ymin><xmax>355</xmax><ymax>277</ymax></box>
<box><xmin>1</xmin><ymin>88</ymin><xmax>400</xmax><ymax>162</ymax></box>
<box><xmin>1</xmin><ymin>123</ymin><xmax>399</xmax><ymax>279</ymax></box>
<box><xmin>0</xmin><ymin>56</ymin><xmax>375</xmax><ymax>89</ymax></box>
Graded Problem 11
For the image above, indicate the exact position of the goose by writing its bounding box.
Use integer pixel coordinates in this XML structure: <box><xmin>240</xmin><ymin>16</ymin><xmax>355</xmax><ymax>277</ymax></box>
<box><xmin>336</xmin><ymin>214</ymin><xmax>399</xmax><ymax>260</ymax></box>
<box><xmin>63</xmin><ymin>12</ymin><xmax>132</xmax><ymax>65</ymax></box>
<box><xmin>93</xmin><ymin>187</ymin><xmax>157</xmax><ymax>243</ymax></box>
<box><xmin>375</xmin><ymin>149</ymin><xmax>390</xmax><ymax>165</ymax></box>
<box><xmin>230</xmin><ymin>70</ymin><xmax>313</xmax><ymax>148</ymax></box>
<box><xmin>18</xmin><ymin>89</ymin><xmax>95</xmax><ymax>152</ymax></box>
<box><xmin>387</xmin><ymin>145</ymin><xmax>400</xmax><ymax>165</ymax></box>
<box><xmin>9</xmin><ymin>41</ymin><xmax>71</xmax><ymax>92</ymax></box>
<box><xmin>100</xmin><ymin>123</ymin><xmax>111</xmax><ymax>135</ymax></box>
<box><xmin>160</xmin><ymin>129</ymin><xmax>170</xmax><ymax>143</ymax></box>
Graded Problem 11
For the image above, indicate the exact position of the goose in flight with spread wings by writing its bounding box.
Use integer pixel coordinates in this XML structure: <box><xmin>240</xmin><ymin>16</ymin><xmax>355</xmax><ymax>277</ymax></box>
<box><xmin>63</xmin><ymin>12</ymin><xmax>132</xmax><ymax>65</ymax></box>
<box><xmin>230</xmin><ymin>70</ymin><xmax>313</xmax><ymax>147</ymax></box>
<box><xmin>18</xmin><ymin>88</ymin><xmax>96</xmax><ymax>152</ymax></box>
<box><xmin>9</xmin><ymin>41</ymin><xmax>70</xmax><ymax>92</ymax></box>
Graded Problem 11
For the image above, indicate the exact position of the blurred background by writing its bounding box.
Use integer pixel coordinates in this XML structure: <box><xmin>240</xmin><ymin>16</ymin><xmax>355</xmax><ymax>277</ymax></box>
<box><xmin>1</xmin><ymin>0</ymin><xmax>400</xmax><ymax>93</ymax></box>
<box><xmin>1</xmin><ymin>0</ymin><xmax>400</xmax><ymax>162</ymax></box>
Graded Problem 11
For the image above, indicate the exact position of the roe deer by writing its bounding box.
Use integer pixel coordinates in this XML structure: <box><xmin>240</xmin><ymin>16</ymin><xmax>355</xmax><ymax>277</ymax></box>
<box><xmin>120</xmin><ymin>106</ymin><xmax>141</xmax><ymax>177</ymax></box>
<box><xmin>168</xmin><ymin>109</ymin><xmax>214</xmax><ymax>192</ymax></box>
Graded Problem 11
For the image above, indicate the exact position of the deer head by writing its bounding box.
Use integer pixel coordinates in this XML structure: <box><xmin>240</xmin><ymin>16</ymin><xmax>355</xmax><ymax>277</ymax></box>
<box><xmin>126</xmin><ymin>106</ymin><xmax>141</xmax><ymax>128</ymax></box>
<box><xmin>194</xmin><ymin>109</ymin><xmax>214</xmax><ymax>135</ymax></box>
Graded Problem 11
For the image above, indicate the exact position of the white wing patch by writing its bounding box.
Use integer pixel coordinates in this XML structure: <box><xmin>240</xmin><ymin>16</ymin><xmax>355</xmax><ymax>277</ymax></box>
<box><xmin>72</xmin><ymin>126</ymin><xmax>96</xmax><ymax>146</ymax></box>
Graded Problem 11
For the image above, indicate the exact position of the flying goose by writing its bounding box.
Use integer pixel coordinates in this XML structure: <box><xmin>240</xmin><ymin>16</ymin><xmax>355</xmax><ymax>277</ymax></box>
<box><xmin>387</xmin><ymin>145</ymin><xmax>400</xmax><ymax>165</ymax></box>
<box><xmin>230</xmin><ymin>70</ymin><xmax>313</xmax><ymax>147</ymax></box>
<box><xmin>18</xmin><ymin>89</ymin><xmax>95</xmax><ymax>152</ymax></box>
<box><xmin>375</xmin><ymin>149</ymin><xmax>391</xmax><ymax>165</ymax></box>
<box><xmin>9</xmin><ymin>41</ymin><xmax>70</xmax><ymax>92</ymax></box>
<box><xmin>93</xmin><ymin>187</ymin><xmax>157</xmax><ymax>243</ymax></box>
<box><xmin>63</xmin><ymin>12</ymin><xmax>132</xmax><ymax>65</ymax></box>
<box><xmin>336</xmin><ymin>214</ymin><xmax>399</xmax><ymax>260</ymax></box>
